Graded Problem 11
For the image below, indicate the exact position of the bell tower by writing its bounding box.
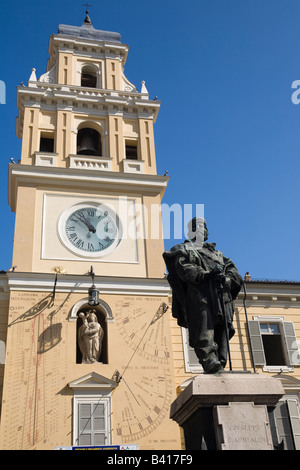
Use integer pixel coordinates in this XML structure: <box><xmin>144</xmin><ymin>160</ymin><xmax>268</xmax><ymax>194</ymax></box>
<box><xmin>0</xmin><ymin>12</ymin><xmax>181</xmax><ymax>450</ymax></box>
<box><xmin>10</xmin><ymin>10</ymin><xmax>166</xmax><ymax>278</ymax></box>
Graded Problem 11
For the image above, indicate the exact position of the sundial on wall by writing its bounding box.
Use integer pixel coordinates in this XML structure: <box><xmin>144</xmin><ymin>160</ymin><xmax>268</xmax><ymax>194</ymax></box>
<box><xmin>113</xmin><ymin>296</ymin><xmax>174</xmax><ymax>443</ymax></box>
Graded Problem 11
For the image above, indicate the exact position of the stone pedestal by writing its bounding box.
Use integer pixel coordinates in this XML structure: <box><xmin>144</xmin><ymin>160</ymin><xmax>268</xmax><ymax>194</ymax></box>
<box><xmin>170</xmin><ymin>372</ymin><xmax>284</xmax><ymax>450</ymax></box>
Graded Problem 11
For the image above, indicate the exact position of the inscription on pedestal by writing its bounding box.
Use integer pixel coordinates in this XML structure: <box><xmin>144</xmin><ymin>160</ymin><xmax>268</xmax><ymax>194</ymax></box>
<box><xmin>214</xmin><ymin>402</ymin><xmax>274</xmax><ymax>450</ymax></box>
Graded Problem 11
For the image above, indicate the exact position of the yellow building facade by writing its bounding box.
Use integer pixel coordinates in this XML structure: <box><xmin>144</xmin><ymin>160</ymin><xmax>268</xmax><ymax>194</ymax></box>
<box><xmin>0</xmin><ymin>13</ymin><xmax>300</xmax><ymax>451</ymax></box>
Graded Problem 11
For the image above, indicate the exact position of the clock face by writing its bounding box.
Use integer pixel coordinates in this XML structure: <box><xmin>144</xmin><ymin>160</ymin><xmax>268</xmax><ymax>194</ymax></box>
<box><xmin>58</xmin><ymin>203</ymin><xmax>120</xmax><ymax>257</ymax></box>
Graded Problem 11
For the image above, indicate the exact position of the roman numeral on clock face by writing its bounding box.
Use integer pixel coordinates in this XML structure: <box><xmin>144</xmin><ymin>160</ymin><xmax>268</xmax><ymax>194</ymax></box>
<box><xmin>63</xmin><ymin>206</ymin><xmax>118</xmax><ymax>254</ymax></box>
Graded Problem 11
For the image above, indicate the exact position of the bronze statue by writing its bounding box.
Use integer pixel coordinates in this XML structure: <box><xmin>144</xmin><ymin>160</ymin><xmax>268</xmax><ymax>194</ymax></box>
<box><xmin>78</xmin><ymin>309</ymin><xmax>104</xmax><ymax>363</ymax></box>
<box><xmin>163</xmin><ymin>218</ymin><xmax>243</xmax><ymax>373</ymax></box>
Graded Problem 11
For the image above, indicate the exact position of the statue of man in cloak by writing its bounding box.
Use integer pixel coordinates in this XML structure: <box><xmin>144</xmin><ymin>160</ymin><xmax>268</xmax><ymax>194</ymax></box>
<box><xmin>163</xmin><ymin>217</ymin><xmax>243</xmax><ymax>373</ymax></box>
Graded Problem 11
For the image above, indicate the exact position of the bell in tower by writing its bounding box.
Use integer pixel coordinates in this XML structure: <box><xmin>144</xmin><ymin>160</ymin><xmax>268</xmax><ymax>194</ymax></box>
<box><xmin>76</xmin><ymin>127</ymin><xmax>102</xmax><ymax>156</ymax></box>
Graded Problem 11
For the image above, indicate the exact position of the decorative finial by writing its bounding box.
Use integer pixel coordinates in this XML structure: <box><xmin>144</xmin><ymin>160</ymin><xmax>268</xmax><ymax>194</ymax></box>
<box><xmin>83</xmin><ymin>3</ymin><xmax>92</xmax><ymax>24</ymax></box>
<box><xmin>29</xmin><ymin>68</ymin><xmax>37</xmax><ymax>82</ymax></box>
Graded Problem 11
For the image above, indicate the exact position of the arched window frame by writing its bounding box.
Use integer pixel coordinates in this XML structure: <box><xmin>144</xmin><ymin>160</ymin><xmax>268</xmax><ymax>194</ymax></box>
<box><xmin>76</xmin><ymin>122</ymin><xmax>103</xmax><ymax>157</ymax></box>
<box><xmin>79</xmin><ymin>63</ymin><xmax>101</xmax><ymax>89</ymax></box>
<box><xmin>69</xmin><ymin>298</ymin><xmax>114</xmax><ymax>323</ymax></box>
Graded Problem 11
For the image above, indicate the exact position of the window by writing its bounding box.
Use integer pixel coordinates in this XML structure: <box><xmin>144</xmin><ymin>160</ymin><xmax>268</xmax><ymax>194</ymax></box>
<box><xmin>125</xmin><ymin>140</ymin><xmax>138</xmax><ymax>160</ymax></box>
<box><xmin>77</xmin><ymin>400</ymin><xmax>108</xmax><ymax>446</ymax></box>
<box><xmin>81</xmin><ymin>65</ymin><xmax>97</xmax><ymax>88</ymax></box>
<box><xmin>271</xmin><ymin>396</ymin><xmax>300</xmax><ymax>450</ymax></box>
<box><xmin>40</xmin><ymin>132</ymin><xmax>54</xmax><ymax>152</ymax></box>
<box><xmin>260</xmin><ymin>323</ymin><xmax>286</xmax><ymax>366</ymax></box>
<box><xmin>69</xmin><ymin>372</ymin><xmax>116</xmax><ymax>447</ymax></box>
<box><xmin>248</xmin><ymin>316</ymin><xmax>300</xmax><ymax>371</ymax></box>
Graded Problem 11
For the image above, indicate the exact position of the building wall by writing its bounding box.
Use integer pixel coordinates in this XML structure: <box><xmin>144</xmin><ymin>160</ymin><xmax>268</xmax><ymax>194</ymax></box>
<box><xmin>0</xmin><ymin>288</ymin><xmax>181</xmax><ymax>450</ymax></box>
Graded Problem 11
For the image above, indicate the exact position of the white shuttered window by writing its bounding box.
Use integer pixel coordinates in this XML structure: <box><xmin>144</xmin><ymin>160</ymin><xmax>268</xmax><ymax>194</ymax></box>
<box><xmin>273</xmin><ymin>397</ymin><xmax>300</xmax><ymax>450</ymax></box>
<box><xmin>78</xmin><ymin>402</ymin><xmax>108</xmax><ymax>446</ymax></box>
<box><xmin>74</xmin><ymin>396</ymin><xmax>111</xmax><ymax>447</ymax></box>
<box><xmin>248</xmin><ymin>316</ymin><xmax>300</xmax><ymax>372</ymax></box>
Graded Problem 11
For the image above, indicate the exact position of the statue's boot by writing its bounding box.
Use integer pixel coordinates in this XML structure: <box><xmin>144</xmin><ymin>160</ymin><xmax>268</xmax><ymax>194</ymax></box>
<box><xmin>202</xmin><ymin>353</ymin><xmax>222</xmax><ymax>373</ymax></box>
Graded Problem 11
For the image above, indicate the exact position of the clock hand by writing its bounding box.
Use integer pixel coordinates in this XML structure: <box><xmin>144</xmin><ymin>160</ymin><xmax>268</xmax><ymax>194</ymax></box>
<box><xmin>75</xmin><ymin>214</ymin><xmax>96</xmax><ymax>233</ymax></box>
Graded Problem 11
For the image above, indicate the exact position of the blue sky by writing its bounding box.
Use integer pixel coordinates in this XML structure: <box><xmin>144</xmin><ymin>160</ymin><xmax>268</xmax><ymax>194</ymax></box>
<box><xmin>1</xmin><ymin>0</ymin><xmax>300</xmax><ymax>281</ymax></box>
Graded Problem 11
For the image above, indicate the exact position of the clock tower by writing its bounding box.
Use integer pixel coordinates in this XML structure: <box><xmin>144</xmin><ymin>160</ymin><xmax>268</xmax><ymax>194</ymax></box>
<box><xmin>0</xmin><ymin>12</ymin><xmax>181</xmax><ymax>450</ymax></box>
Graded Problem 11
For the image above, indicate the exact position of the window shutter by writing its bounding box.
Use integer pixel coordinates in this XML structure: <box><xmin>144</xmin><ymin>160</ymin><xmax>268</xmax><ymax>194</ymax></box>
<box><xmin>287</xmin><ymin>398</ymin><xmax>300</xmax><ymax>450</ymax></box>
<box><xmin>273</xmin><ymin>400</ymin><xmax>295</xmax><ymax>450</ymax></box>
<box><xmin>247</xmin><ymin>320</ymin><xmax>266</xmax><ymax>365</ymax></box>
<box><xmin>282</xmin><ymin>322</ymin><xmax>300</xmax><ymax>366</ymax></box>
<box><xmin>93</xmin><ymin>403</ymin><xmax>107</xmax><ymax>446</ymax></box>
<box><xmin>187</xmin><ymin>344</ymin><xmax>200</xmax><ymax>367</ymax></box>
<box><xmin>78</xmin><ymin>402</ymin><xmax>107</xmax><ymax>446</ymax></box>
<box><xmin>78</xmin><ymin>403</ymin><xmax>92</xmax><ymax>445</ymax></box>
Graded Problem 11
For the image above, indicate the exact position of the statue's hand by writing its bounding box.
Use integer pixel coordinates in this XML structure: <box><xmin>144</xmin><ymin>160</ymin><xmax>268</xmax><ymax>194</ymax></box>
<box><xmin>211</xmin><ymin>264</ymin><xmax>223</xmax><ymax>277</ymax></box>
<box><xmin>224</xmin><ymin>276</ymin><xmax>231</xmax><ymax>290</ymax></box>
<box><xmin>215</xmin><ymin>273</ymin><xmax>225</xmax><ymax>285</ymax></box>
<box><xmin>200</xmin><ymin>265</ymin><xmax>224</xmax><ymax>284</ymax></box>
<box><xmin>215</xmin><ymin>274</ymin><xmax>231</xmax><ymax>291</ymax></box>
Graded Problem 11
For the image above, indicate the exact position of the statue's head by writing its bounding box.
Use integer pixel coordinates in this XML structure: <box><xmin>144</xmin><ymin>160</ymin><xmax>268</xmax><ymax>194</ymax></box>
<box><xmin>87</xmin><ymin>310</ymin><xmax>98</xmax><ymax>322</ymax></box>
<box><xmin>187</xmin><ymin>217</ymin><xmax>208</xmax><ymax>244</ymax></box>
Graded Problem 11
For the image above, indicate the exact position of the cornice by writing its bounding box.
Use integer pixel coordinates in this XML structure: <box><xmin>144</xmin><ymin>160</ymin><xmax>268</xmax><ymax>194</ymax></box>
<box><xmin>1</xmin><ymin>271</ymin><xmax>300</xmax><ymax>306</ymax></box>
<box><xmin>16</xmin><ymin>83</ymin><xmax>159</xmax><ymax>108</ymax></box>
<box><xmin>236</xmin><ymin>280</ymin><xmax>300</xmax><ymax>307</ymax></box>
<box><xmin>240</xmin><ymin>280</ymin><xmax>300</xmax><ymax>296</ymax></box>
<box><xmin>8</xmin><ymin>163</ymin><xmax>169</xmax><ymax>211</ymax></box>
<box><xmin>1</xmin><ymin>271</ymin><xmax>170</xmax><ymax>297</ymax></box>
<box><xmin>16</xmin><ymin>83</ymin><xmax>160</xmax><ymax>137</ymax></box>
<box><xmin>51</xmin><ymin>33</ymin><xmax>129</xmax><ymax>58</ymax></box>
<box><xmin>17</xmin><ymin>83</ymin><xmax>156</xmax><ymax>104</ymax></box>
<box><xmin>47</xmin><ymin>34</ymin><xmax>129</xmax><ymax>71</ymax></box>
